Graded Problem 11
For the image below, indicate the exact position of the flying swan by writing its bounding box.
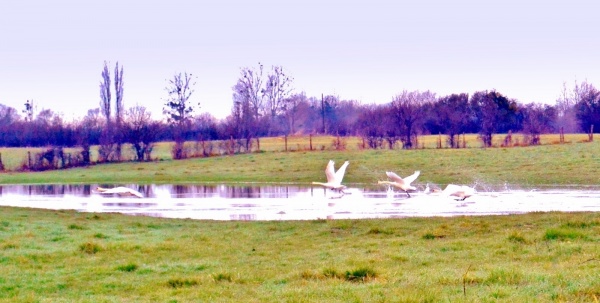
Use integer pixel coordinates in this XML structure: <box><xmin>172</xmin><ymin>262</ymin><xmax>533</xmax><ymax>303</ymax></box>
<box><xmin>378</xmin><ymin>171</ymin><xmax>420</xmax><ymax>197</ymax></box>
<box><xmin>95</xmin><ymin>186</ymin><xmax>144</xmax><ymax>198</ymax></box>
<box><xmin>312</xmin><ymin>160</ymin><xmax>349</xmax><ymax>193</ymax></box>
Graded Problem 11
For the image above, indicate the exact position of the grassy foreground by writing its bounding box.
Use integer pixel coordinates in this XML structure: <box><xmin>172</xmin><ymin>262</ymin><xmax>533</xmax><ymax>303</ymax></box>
<box><xmin>1</xmin><ymin>207</ymin><xmax>599</xmax><ymax>302</ymax></box>
<box><xmin>1</xmin><ymin>135</ymin><xmax>599</xmax><ymax>187</ymax></box>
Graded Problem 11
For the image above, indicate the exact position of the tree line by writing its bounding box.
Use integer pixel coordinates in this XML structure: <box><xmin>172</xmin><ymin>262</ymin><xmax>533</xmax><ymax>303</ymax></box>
<box><xmin>1</xmin><ymin>61</ymin><xmax>599</xmax><ymax>164</ymax></box>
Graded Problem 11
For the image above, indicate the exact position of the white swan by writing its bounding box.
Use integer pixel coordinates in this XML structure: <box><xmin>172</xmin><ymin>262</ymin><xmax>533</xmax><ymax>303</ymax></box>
<box><xmin>442</xmin><ymin>184</ymin><xmax>475</xmax><ymax>201</ymax></box>
<box><xmin>424</xmin><ymin>183</ymin><xmax>442</xmax><ymax>194</ymax></box>
<box><xmin>378</xmin><ymin>171</ymin><xmax>420</xmax><ymax>197</ymax></box>
<box><xmin>312</xmin><ymin>160</ymin><xmax>349</xmax><ymax>193</ymax></box>
<box><xmin>95</xmin><ymin>186</ymin><xmax>144</xmax><ymax>198</ymax></box>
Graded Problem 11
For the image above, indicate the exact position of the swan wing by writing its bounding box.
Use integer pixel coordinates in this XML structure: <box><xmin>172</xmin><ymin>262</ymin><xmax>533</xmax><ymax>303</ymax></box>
<box><xmin>98</xmin><ymin>187</ymin><xmax>121</xmax><ymax>194</ymax></box>
<box><xmin>334</xmin><ymin>161</ymin><xmax>349</xmax><ymax>183</ymax></box>
<box><xmin>128</xmin><ymin>189</ymin><xmax>144</xmax><ymax>198</ymax></box>
<box><xmin>385</xmin><ymin>171</ymin><xmax>405</xmax><ymax>184</ymax></box>
<box><xmin>442</xmin><ymin>184</ymin><xmax>461</xmax><ymax>195</ymax></box>
<box><xmin>403</xmin><ymin>171</ymin><xmax>420</xmax><ymax>186</ymax></box>
<box><xmin>324</xmin><ymin>160</ymin><xmax>336</xmax><ymax>183</ymax></box>
<box><xmin>462</xmin><ymin>185</ymin><xmax>476</xmax><ymax>195</ymax></box>
<box><xmin>98</xmin><ymin>186</ymin><xmax>143</xmax><ymax>198</ymax></box>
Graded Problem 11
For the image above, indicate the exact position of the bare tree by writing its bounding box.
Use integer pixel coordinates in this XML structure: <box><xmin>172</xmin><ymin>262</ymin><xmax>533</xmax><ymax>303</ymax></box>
<box><xmin>232</xmin><ymin>63</ymin><xmax>266</xmax><ymax>150</ymax></box>
<box><xmin>355</xmin><ymin>103</ymin><xmax>387</xmax><ymax>149</ymax></box>
<box><xmin>23</xmin><ymin>100</ymin><xmax>34</xmax><ymax>122</ymax></box>
<box><xmin>76</xmin><ymin>108</ymin><xmax>103</xmax><ymax>165</ymax></box>
<box><xmin>555</xmin><ymin>82</ymin><xmax>578</xmax><ymax>133</ymax></box>
<box><xmin>125</xmin><ymin>105</ymin><xmax>157</xmax><ymax>161</ymax></box>
<box><xmin>263</xmin><ymin>65</ymin><xmax>293</xmax><ymax>135</ymax></box>
<box><xmin>522</xmin><ymin>103</ymin><xmax>557</xmax><ymax>145</ymax></box>
<box><xmin>573</xmin><ymin>80</ymin><xmax>600</xmax><ymax>133</ymax></box>
<box><xmin>99</xmin><ymin>61</ymin><xmax>113</xmax><ymax>162</ymax></box>
<box><xmin>435</xmin><ymin>93</ymin><xmax>470</xmax><ymax>148</ymax></box>
<box><xmin>231</xmin><ymin>81</ymin><xmax>257</xmax><ymax>151</ymax></box>
<box><xmin>163</xmin><ymin>72</ymin><xmax>198</xmax><ymax>159</ymax></box>
<box><xmin>237</xmin><ymin>63</ymin><xmax>265</xmax><ymax>119</ymax></box>
<box><xmin>114</xmin><ymin>62</ymin><xmax>124</xmax><ymax>160</ymax></box>
<box><xmin>283</xmin><ymin>93</ymin><xmax>309</xmax><ymax>135</ymax></box>
<box><xmin>470</xmin><ymin>90</ymin><xmax>519</xmax><ymax>147</ymax></box>
<box><xmin>0</xmin><ymin>104</ymin><xmax>20</xmax><ymax>146</ymax></box>
<box><xmin>390</xmin><ymin>90</ymin><xmax>436</xmax><ymax>149</ymax></box>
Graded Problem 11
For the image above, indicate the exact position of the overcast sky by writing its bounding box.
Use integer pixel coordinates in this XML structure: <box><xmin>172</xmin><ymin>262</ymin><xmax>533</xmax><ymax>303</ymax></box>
<box><xmin>1</xmin><ymin>0</ymin><xmax>599</xmax><ymax>121</ymax></box>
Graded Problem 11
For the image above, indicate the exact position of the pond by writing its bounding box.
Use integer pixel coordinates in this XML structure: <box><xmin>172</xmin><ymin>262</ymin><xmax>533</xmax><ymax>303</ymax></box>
<box><xmin>1</xmin><ymin>183</ymin><xmax>599</xmax><ymax>220</ymax></box>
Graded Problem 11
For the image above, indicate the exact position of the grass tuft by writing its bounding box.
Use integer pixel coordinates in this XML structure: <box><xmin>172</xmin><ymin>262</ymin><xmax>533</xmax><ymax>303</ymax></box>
<box><xmin>544</xmin><ymin>228</ymin><xmax>587</xmax><ymax>241</ymax></box>
<box><xmin>212</xmin><ymin>273</ymin><xmax>233</xmax><ymax>282</ymax></box>
<box><xmin>93</xmin><ymin>233</ymin><xmax>108</xmax><ymax>239</ymax></box>
<box><xmin>422</xmin><ymin>232</ymin><xmax>446</xmax><ymax>239</ymax></box>
<box><xmin>507</xmin><ymin>231</ymin><xmax>528</xmax><ymax>243</ymax></box>
<box><xmin>322</xmin><ymin>268</ymin><xmax>341</xmax><ymax>279</ymax></box>
<box><xmin>367</xmin><ymin>227</ymin><xmax>394</xmax><ymax>235</ymax></box>
<box><xmin>117</xmin><ymin>263</ymin><xmax>138</xmax><ymax>272</ymax></box>
<box><xmin>79</xmin><ymin>242</ymin><xmax>102</xmax><ymax>254</ymax></box>
<box><xmin>561</xmin><ymin>221</ymin><xmax>599</xmax><ymax>229</ymax></box>
<box><xmin>68</xmin><ymin>224</ymin><xmax>86</xmax><ymax>230</ymax></box>
<box><xmin>167</xmin><ymin>278</ymin><xmax>198</xmax><ymax>288</ymax></box>
<box><xmin>2</xmin><ymin>243</ymin><xmax>18</xmax><ymax>250</ymax></box>
<box><xmin>344</xmin><ymin>267</ymin><xmax>377</xmax><ymax>282</ymax></box>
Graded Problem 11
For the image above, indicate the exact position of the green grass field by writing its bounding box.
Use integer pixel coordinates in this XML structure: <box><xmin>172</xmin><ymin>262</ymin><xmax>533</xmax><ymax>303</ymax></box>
<box><xmin>1</xmin><ymin>134</ymin><xmax>600</xmax><ymax>302</ymax></box>
<box><xmin>0</xmin><ymin>136</ymin><xmax>600</xmax><ymax>302</ymax></box>
<box><xmin>0</xmin><ymin>208</ymin><xmax>599</xmax><ymax>302</ymax></box>
<box><xmin>0</xmin><ymin>133</ymin><xmax>592</xmax><ymax>171</ymax></box>
<box><xmin>1</xmin><ymin>134</ymin><xmax>598</xmax><ymax>187</ymax></box>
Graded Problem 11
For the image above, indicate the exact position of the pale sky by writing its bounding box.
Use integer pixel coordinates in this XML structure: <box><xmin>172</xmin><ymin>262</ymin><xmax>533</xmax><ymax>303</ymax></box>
<box><xmin>1</xmin><ymin>0</ymin><xmax>599</xmax><ymax>121</ymax></box>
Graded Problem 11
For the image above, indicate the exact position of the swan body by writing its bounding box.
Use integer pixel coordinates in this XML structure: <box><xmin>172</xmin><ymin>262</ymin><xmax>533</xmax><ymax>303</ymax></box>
<box><xmin>312</xmin><ymin>160</ymin><xmax>349</xmax><ymax>192</ymax></box>
<box><xmin>442</xmin><ymin>184</ymin><xmax>475</xmax><ymax>200</ymax></box>
<box><xmin>95</xmin><ymin>186</ymin><xmax>144</xmax><ymax>198</ymax></box>
<box><xmin>378</xmin><ymin>171</ymin><xmax>420</xmax><ymax>197</ymax></box>
<box><xmin>424</xmin><ymin>183</ymin><xmax>442</xmax><ymax>194</ymax></box>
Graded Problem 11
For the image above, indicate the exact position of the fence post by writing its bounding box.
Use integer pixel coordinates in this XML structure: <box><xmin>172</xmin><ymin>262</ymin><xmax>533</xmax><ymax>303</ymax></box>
<box><xmin>560</xmin><ymin>127</ymin><xmax>564</xmax><ymax>144</ymax></box>
<box><xmin>0</xmin><ymin>152</ymin><xmax>4</xmax><ymax>171</ymax></box>
<box><xmin>309</xmin><ymin>134</ymin><xmax>313</xmax><ymax>151</ymax></box>
<box><xmin>284</xmin><ymin>135</ymin><xmax>288</xmax><ymax>152</ymax></box>
<box><xmin>590</xmin><ymin>125</ymin><xmax>594</xmax><ymax>142</ymax></box>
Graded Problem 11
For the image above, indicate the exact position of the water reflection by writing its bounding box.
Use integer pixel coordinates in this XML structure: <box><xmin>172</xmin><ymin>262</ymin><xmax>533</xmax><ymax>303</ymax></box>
<box><xmin>0</xmin><ymin>184</ymin><xmax>312</xmax><ymax>199</ymax></box>
<box><xmin>0</xmin><ymin>184</ymin><xmax>599</xmax><ymax>221</ymax></box>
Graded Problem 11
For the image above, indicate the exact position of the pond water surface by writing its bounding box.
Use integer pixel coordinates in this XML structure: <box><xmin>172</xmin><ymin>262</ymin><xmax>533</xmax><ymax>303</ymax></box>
<box><xmin>1</xmin><ymin>184</ymin><xmax>599</xmax><ymax>220</ymax></box>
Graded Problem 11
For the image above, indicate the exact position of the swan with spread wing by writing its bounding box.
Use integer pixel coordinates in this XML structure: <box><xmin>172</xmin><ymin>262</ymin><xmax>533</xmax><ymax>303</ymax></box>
<box><xmin>312</xmin><ymin>160</ymin><xmax>350</xmax><ymax>193</ymax></box>
<box><xmin>95</xmin><ymin>186</ymin><xmax>144</xmax><ymax>198</ymax></box>
<box><xmin>378</xmin><ymin>170</ymin><xmax>420</xmax><ymax>197</ymax></box>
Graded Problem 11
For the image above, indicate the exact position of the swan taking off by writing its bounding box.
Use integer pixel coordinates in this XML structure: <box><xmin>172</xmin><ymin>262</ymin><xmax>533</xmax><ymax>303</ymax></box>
<box><xmin>312</xmin><ymin>160</ymin><xmax>349</xmax><ymax>193</ymax></box>
<box><xmin>424</xmin><ymin>183</ymin><xmax>442</xmax><ymax>194</ymax></box>
<box><xmin>95</xmin><ymin>186</ymin><xmax>144</xmax><ymax>198</ymax></box>
<box><xmin>378</xmin><ymin>171</ymin><xmax>420</xmax><ymax>197</ymax></box>
<box><xmin>442</xmin><ymin>184</ymin><xmax>475</xmax><ymax>201</ymax></box>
